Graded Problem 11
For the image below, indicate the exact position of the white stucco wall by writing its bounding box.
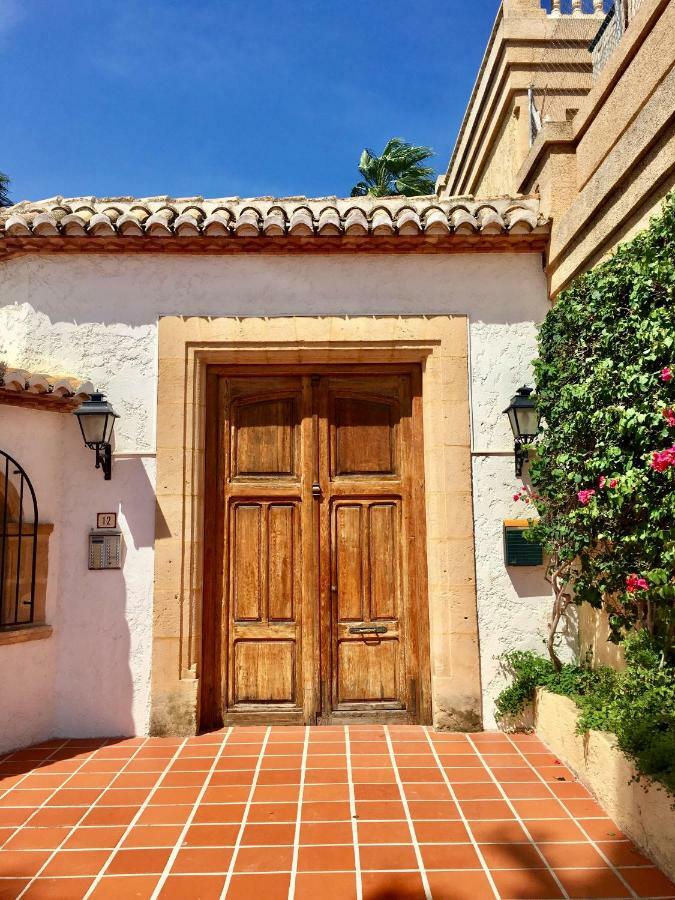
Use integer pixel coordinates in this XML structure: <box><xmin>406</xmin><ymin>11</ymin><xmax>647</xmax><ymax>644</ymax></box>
<box><xmin>0</xmin><ymin>250</ymin><xmax>553</xmax><ymax>742</ymax></box>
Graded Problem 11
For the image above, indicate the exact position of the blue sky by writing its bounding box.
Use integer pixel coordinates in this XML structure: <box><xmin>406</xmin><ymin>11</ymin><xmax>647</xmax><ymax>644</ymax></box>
<box><xmin>2</xmin><ymin>0</ymin><xmax>502</xmax><ymax>202</ymax></box>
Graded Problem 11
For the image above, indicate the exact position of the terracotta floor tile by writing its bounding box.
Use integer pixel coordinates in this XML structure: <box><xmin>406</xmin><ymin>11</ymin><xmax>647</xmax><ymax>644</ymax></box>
<box><xmin>170</xmin><ymin>847</ymin><xmax>232</xmax><ymax>873</ymax></box>
<box><xmin>63</xmin><ymin>827</ymin><xmax>127</xmax><ymax>850</ymax></box>
<box><xmin>355</xmin><ymin>801</ymin><xmax>406</xmax><ymax>821</ymax></box>
<box><xmin>619</xmin><ymin>866</ymin><xmax>675</xmax><ymax>898</ymax></box>
<box><xmin>578</xmin><ymin>818</ymin><xmax>626</xmax><ymax>841</ymax></box>
<box><xmin>81</xmin><ymin>806</ymin><xmax>140</xmax><ymax>827</ymax></box>
<box><xmin>159</xmin><ymin>771</ymin><xmax>208</xmax><ymax>788</ymax></box>
<box><xmin>151</xmin><ymin>787</ymin><xmax>201</xmax><ymax>805</ymax></box>
<box><xmin>183</xmin><ymin>823</ymin><xmax>239</xmax><ymax>847</ymax></box>
<box><xmin>482</xmin><ymin>767</ymin><xmax>537</xmax><ymax>783</ymax></box>
<box><xmin>547</xmin><ymin>780</ymin><xmax>593</xmax><ymax>800</ymax></box>
<box><xmin>303</xmin><ymin>769</ymin><xmax>347</xmax><ymax>784</ymax></box>
<box><xmin>106</xmin><ymin>847</ymin><xmax>173</xmax><ymax>875</ymax></box>
<box><xmin>491</xmin><ymin>867</ymin><xmax>564</xmax><ymax>899</ymax></box>
<box><xmin>157</xmin><ymin>874</ymin><xmax>226</xmax><ymax>899</ymax></box>
<box><xmin>562</xmin><ymin>798</ymin><xmax>608</xmax><ymax>818</ymax></box>
<box><xmin>451</xmin><ymin>783</ymin><xmax>502</xmax><ymax>801</ymax></box>
<box><xmin>596</xmin><ymin>840</ymin><xmax>652</xmax><ymax>867</ymax></box>
<box><xmin>304</xmin><ymin>754</ymin><xmax>346</xmax><ymax>768</ymax></box>
<box><xmin>247</xmin><ymin>802</ymin><xmax>296</xmax><ymax>824</ymax></box>
<box><xmin>437</xmin><ymin>755</ymin><xmax>484</xmax><ymax>768</ymax></box>
<box><xmin>420</xmin><ymin>843</ymin><xmax>480</xmax><ymax>869</ymax></box>
<box><xmin>192</xmin><ymin>804</ymin><xmax>246</xmax><ymax>824</ymax></box>
<box><xmin>251</xmin><ymin>784</ymin><xmax>300</xmax><ymax>803</ymax></box>
<box><xmin>96</xmin><ymin>788</ymin><xmax>150</xmax><ymax>807</ymax></box>
<box><xmin>359</xmin><ymin>843</ymin><xmax>418</xmax><ymax>870</ymax></box>
<box><xmin>22</xmin><ymin>877</ymin><xmax>95</xmax><ymax>898</ymax></box>
<box><xmin>523</xmin><ymin>818</ymin><xmax>585</xmax><ymax>842</ymax></box>
<box><xmin>233</xmin><ymin>844</ymin><xmax>294</xmax><ymax>873</ymax></box>
<box><xmin>413</xmin><ymin>820</ymin><xmax>469</xmax><ymax>843</ymax></box>
<box><xmin>90</xmin><ymin>875</ymin><xmax>161</xmax><ymax>899</ymax></box>
<box><xmin>45</xmin><ymin>788</ymin><xmax>103</xmax><ymax>807</ymax></box>
<box><xmin>354</xmin><ymin>783</ymin><xmax>400</xmax><ymax>801</ymax></box>
<box><xmin>479</xmin><ymin>842</ymin><xmax>545</xmax><ymax>869</ymax></box>
<box><xmin>350</xmin><ymin>769</ymin><xmax>395</xmax><ymax>784</ymax></box>
<box><xmin>482</xmin><ymin>753</ymin><xmax>527</xmax><ymax>767</ymax></box>
<box><xmin>297</xmin><ymin>843</ymin><xmax>355</xmax><ymax>871</ymax></box>
<box><xmin>407</xmin><ymin>800</ymin><xmax>459</xmax><ymax>820</ymax></box>
<box><xmin>1</xmin><ymin>790</ymin><xmax>53</xmax><ymax>807</ymax></box>
<box><xmin>301</xmin><ymin>784</ymin><xmax>349</xmax><ymax>802</ymax></box>
<box><xmin>66</xmin><ymin>774</ymin><xmax>117</xmax><ymax>790</ymax></box>
<box><xmin>293</xmin><ymin>871</ymin><xmax>358</xmax><ymax>899</ymax></box>
<box><xmin>3</xmin><ymin>827</ymin><xmax>70</xmax><ymax>850</ymax></box>
<box><xmin>427</xmin><ymin>869</ymin><xmax>496</xmax><ymax>899</ymax></box>
<box><xmin>349</xmin><ymin>755</ymin><xmax>391</xmax><ymax>768</ymax></box>
<box><xmin>537</xmin><ymin>766</ymin><xmax>576</xmax><ymax>782</ymax></box>
<box><xmin>0</xmin><ymin>880</ymin><xmax>29</xmax><ymax>899</ymax></box>
<box><xmin>443</xmin><ymin>768</ymin><xmax>493</xmax><ymax>783</ymax></box>
<box><xmin>500</xmin><ymin>781</ymin><xmax>552</xmax><ymax>799</ymax></box>
<box><xmin>239</xmin><ymin>823</ymin><xmax>295</xmax><ymax>846</ymax></box>
<box><xmin>0</xmin><ymin>850</ymin><xmax>52</xmax><ymax>876</ymax></box>
<box><xmin>361</xmin><ymin>871</ymin><xmax>426</xmax><ymax>899</ymax></box>
<box><xmin>41</xmin><ymin>849</ymin><xmax>112</xmax><ymax>877</ymax></box>
<box><xmin>398</xmin><ymin>768</ymin><xmax>444</xmax><ymax>784</ymax></box>
<box><xmin>257</xmin><ymin>770</ymin><xmax>303</xmax><ymax>786</ymax></box>
<box><xmin>404</xmin><ymin>783</ymin><xmax>452</xmax><ymax>802</ymax></box>
<box><xmin>539</xmin><ymin>840</ymin><xmax>606</xmax><ymax>868</ymax></box>
<box><xmin>512</xmin><ymin>798</ymin><xmax>568</xmax><ymax>819</ymax></box>
<box><xmin>469</xmin><ymin>821</ymin><xmax>528</xmax><ymax>843</ymax></box>
<box><xmin>137</xmin><ymin>805</ymin><xmax>193</xmax><ymax>826</ymax></box>
<box><xmin>0</xmin><ymin>808</ymin><xmax>32</xmax><ymax>827</ymax></box>
<box><xmin>554</xmin><ymin>867</ymin><xmax>632</xmax><ymax>898</ymax></box>
<box><xmin>225</xmin><ymin>872</ymin><xmax>291</xmax><ymax>899</ymax></box>
<box><xmin>122</xmin><ymin>824</ymin><xmax>184</xmax><ymax>848</ymax></box>
<box><xmin>359</xmin><ymin>821</ymin><xmax>413</xmax><ymax>844</ymax></box>
<box><xmin>202</xmin><ymin>786</ymin><xmax>251</xmax><ymax>804</ymax></box>
<box><xmin>301</xmin><ymin>801</ymin><xmax>351</xmax><ymax>822</ymax></box>
<box><xmin>300</xmin><ymin>821</ymin><xmax>354</xmax><ymax>845</ymax></box>
<box><xmin>458</xmin><ymin>799</ymin><xmax>514</xmax><ymax>821</ymax></box>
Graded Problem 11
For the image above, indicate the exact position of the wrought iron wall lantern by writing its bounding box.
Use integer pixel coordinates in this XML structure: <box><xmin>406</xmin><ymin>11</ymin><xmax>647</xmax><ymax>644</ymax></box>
<box><xmin>73</xmin><ymin>392</ymin><xmax>119</xmax><ymax>480</ymax></box>
<box><xmin>503</xmin><ymin>386</ymin><xmax>540</xmax><ymax>477</ymax></box>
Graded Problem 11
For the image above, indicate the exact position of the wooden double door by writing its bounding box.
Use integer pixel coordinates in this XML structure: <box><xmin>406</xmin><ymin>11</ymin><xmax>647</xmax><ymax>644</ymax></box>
<box><xmin>202</xmin><ymin>366</ymin><xmax>430</xmax><ymax>728</ymax></box>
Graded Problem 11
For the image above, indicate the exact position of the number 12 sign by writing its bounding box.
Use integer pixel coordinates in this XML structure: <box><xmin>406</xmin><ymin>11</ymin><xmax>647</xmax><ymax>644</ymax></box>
<box><xmin>97</xmin><ymin>512</ymin><xmax>117</xmax><ymax>529</ymax></box>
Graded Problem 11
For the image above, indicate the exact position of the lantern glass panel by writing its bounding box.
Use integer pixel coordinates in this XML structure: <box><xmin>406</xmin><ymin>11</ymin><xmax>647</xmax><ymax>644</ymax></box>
<box><xmin>517</xmin><ymin>406</ymin><xmax>539</xmax><ymax>439</ymax></box>
<box><xmin>78</xmin><ymin>412</ymin><xmax>109</xmax><ymax>446</ymax></box>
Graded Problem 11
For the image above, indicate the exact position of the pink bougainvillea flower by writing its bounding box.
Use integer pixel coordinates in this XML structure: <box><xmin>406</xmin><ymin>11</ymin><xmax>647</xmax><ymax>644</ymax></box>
<box><xmin>651</xmin><ymin>446</ymin><xmax>675</xmax><ymax>472</ymax></box>
<box><xmin>662</xmin><ymin>408</ymin><xmax>675</xmax><ymax>427</ymax></box>
<box><xmin>661</xmin><ymin>366</ymin><xmax>673</xmax><ymax>383</ymax></box>
<box><xmin>513</xmin><ymin>493</ymin><xmax>521</xmax><ymax>501</ymax></box>
<box><xmin>609</xmin><ymin>478</ymin><xmax>618</xmax><ymax>488</ymax></box>
<box><xmin>577</xmin><ymin>489</ymin><xmax>596</xmax><ymax>505</ymax></box>
<box><xmin>598</xmin><ymin>475</ymin><xmax>607</xmax><ymax>489</ymax></box>
<box><xmin>626</xmin><ymin>573</ymin><xmax>649</xmax><ymax>593</ymax></box>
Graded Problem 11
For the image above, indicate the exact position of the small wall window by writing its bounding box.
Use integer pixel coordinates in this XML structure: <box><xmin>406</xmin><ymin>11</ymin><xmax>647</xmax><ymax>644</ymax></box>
<box><xmin>0</xmin><ymin>450</ymin><xmax>42</xmax><ymax>629</ymax></box>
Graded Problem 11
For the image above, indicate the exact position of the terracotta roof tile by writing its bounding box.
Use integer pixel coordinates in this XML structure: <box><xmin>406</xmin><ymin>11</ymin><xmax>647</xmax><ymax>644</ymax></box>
<box><xmin>0</xmin><ymin>368</ymin><xmax>93</xmax><ymax>412</ymax></box>
<box><xmin>0</xmin><ymin>194</ymin><xmax>548</xmax><ymax>256</ymax></box>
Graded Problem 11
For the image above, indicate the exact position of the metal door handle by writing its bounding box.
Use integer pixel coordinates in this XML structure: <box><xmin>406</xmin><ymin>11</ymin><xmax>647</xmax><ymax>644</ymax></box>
<box><xmin>348</xmin><ymin>624</ymin><xmax>387</xmax><ymax>635</ymax></box>
<box><xmin>312</xmin><ymin>482</ymin><xmax>322</xmax><ymax>499</ymax></box>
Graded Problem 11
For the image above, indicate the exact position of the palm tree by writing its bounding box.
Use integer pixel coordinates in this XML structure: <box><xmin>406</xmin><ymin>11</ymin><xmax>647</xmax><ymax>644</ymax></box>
<box><xmin>0</xmin><ymin>172</ymin><xmax>10</xmax><ymax>207</ymax></box>
<box><xmin>350</xmin><ymin>138</ymin><xmax>435</xmax><ymax>198</ymax></box>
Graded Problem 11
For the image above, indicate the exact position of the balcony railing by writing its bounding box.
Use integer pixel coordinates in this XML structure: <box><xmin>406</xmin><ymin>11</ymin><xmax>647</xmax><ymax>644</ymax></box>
<box><xmin>589</xmin><ymin>0</ymin><xmax>644</xmax><ymax>77</ymax></box>
<box><xmin>546</xmin><ymin>0</ymin><xmax>605</xmax><ymax>15</ymax></box>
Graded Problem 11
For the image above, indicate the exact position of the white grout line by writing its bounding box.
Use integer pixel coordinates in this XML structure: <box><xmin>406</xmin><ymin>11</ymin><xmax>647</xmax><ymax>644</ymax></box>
<box><xmin>466</xmin><ymin>734</ymin><xmax>570</xmax><ymax>899</ymax></box>
<box><xmin>344</xmin><ymin>724</ymin><xmax>363</xmax><ymax>900</ymax></box>
<box><xmin>422</xmin><ymin>726</ymin><xmax>500</xmax><ymax>898</ymax></box>
<box><xmin>504</xmin><ymin>733</ymin><xmax>640</xmax><ymax>899</ymax></box>
<box><xmin>79</xmin><ymin>739</ymin><xmax>187</xmax><ymax>899</ymax></box>
<box><xmin>383</xmin><ymin>725</ymin><xmax>432</xmax><ymax>900</ymax></box>
<box><xmin>287</xmin><ymin>725</ymin><xmax>310</xmax><ymax>900</ymax></box>
<box><xmin>15</xmin><ymin>738</ymin><xmax>150</xmax><ymax>899</ymax></box>
<box><xmin>219</xmin><ymin>726</ymin><xmax>271</xmax><ymax>899</ymax></box>
<box><xmin>149</xmin><ymin>728</ymin><xmax>233</xmax><ymax>899</ymax></box>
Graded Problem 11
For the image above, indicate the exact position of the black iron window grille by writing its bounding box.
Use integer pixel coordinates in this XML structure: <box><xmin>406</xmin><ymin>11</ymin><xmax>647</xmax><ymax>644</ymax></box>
<box><xmin>0</xmin><ymin>450</ymin><xmax>38</xmax><ymax>629</ymax></box>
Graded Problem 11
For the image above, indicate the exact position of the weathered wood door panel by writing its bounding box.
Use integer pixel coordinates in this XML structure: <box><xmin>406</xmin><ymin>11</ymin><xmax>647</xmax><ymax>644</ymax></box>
<box><xmin>207</xmin><ymin>368</ymin><xmax>428</xmax><ymax>727</ymax></box>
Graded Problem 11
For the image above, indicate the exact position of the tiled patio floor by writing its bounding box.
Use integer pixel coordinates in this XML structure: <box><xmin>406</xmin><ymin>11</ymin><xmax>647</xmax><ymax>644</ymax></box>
<box><xmin>0</xmin><ymin>727</ymin><xmax>673</xmax><ymax>900</ymax></box>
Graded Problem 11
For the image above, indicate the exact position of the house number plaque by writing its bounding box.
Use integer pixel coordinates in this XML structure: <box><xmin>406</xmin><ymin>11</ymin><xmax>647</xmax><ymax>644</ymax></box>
<box><xmin>97</xmin><ymin>512</ymin><xmax>117</xmax><ymax>529</ymax></box>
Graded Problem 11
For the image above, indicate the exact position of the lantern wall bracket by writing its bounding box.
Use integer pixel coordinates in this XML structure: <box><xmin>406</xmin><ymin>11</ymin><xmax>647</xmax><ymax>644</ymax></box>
<box><xmin>95</xmin><ymin>443</ymin><xmax>113</xmax><ymax>481</ymax></box>
<box><xmin>514</xmin><ymin>439</ymin><xmax>528</xmax><ymax>478</ymax></box>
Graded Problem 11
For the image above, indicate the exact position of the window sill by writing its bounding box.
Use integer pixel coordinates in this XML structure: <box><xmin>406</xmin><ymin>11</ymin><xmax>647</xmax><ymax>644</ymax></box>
<box><xmin>0</xmin><ymin>625</ymin><xmax>53</xmax><ymax>646</ymax></box>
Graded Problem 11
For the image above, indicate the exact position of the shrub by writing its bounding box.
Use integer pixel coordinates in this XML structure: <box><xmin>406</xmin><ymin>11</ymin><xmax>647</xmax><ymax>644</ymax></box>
<box><xmin>519</xmin><ymin>193</ymin><xmax>675</xmax><ymax>664</ymax></box>
<box><xmin>496</xmin><ymin>632</ymin><xmax>675</xmax><ymax>792</ymax></box>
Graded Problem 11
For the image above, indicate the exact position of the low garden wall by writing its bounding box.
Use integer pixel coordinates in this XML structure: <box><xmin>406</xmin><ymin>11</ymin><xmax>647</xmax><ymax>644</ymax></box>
<box><xmin>534</xmin><ymin>688</ymin><xmax>675</xmax><ymax>881</ymax></box>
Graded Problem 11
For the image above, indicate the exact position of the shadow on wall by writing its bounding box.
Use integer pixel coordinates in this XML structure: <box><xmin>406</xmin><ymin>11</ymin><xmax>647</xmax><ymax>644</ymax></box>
<box><xmin>54</xmin><ymin>454</ymin><xmax>156</xmax><ymax>739</ymax></box>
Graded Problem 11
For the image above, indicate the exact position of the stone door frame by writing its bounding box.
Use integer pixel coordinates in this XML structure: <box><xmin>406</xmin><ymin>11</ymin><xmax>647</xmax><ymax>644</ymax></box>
<box><xmin>150</xmin><ymin>316</ymin><xmax>483</xmax><ymax>735</ymax></box>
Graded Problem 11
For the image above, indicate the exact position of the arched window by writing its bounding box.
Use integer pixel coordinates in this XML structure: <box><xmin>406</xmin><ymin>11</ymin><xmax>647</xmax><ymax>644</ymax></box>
<box><xmin>0</xmin><ymin>450</ymin><xmax>39</xmax><ymax>629</ymax></box>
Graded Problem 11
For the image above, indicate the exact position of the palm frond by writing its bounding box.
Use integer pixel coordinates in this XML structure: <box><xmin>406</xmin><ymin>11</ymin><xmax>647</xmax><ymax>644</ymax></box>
<box><xmin>350</xmin><ymin>139</ymin><xmax>435</xmax><ymax>198</ymax></box>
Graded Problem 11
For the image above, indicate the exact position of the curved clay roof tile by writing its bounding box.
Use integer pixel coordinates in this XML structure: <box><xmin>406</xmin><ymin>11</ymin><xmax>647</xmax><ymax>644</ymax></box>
<box><xmin>60</xmin><ymin>214</ymin><xmax>88</xmax><ymax>236</ymax></box>
<box><xmin>263</xmin><ymin>208</ymin><xmax>286</xmax><ymax>236</ymax></box>
<box><xmin>234</xmin><ymin>208</ymin><xmax>261</xmax><ymax>237</ymax></box>
<box><xmin>288</xmin><ymin>207</ymin><xmax>314</xmax><ymax>236</ymax></box>
<box><xmin>371</xmin><ymin>207</ymin><xmax>395</xmax><ymax>235</ymax></box>
<box><xmin>505</xmin><ymin>207</ymin><xmax>539</xmax><ymax>233</ymax></box>
<box><xmin>343</xmin><ymin>208</ymin><xmax>369</xmax><ymax>235</ymax></box>
<box><xmin>4</xmin><ymin>215</ymin><xmax>32</xmax><ymax>236</ymax></box>
<box><xmin>202</xmin><ymin>213</ymin><xmax>231</xmax><ymax>236</ymax></box>
<box><xmin>451</xmin><ymin>208</ymin><xmax>479</xmax><ymax>234</ymax></box>
<box><xmin>396</xmin><ymin>208</ymin><xmax>422</xmax><ymax>235</ymax></box>
<box><xmin>173</xmin><ymin>213</ymin><xmax>202</xmax><ymax>237</ymax></box>
<box><xmin>422</xmin><ymin>207</ymin><xmax>450</xmax><ymax>235</ymax></box>
<box><xmin>87</xmin><ymin>213</ymin><xmax>116</xmax><ymax>236</ymax></box>
<box><xmin>317</xmin><ymin>208</ymin><xmax>341</xmax><ymax>235</ymax></box>
<box><xmin>32</xmin><ymin>213</ymin><xmax>60</xmax><ymax>236</ymax></box>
